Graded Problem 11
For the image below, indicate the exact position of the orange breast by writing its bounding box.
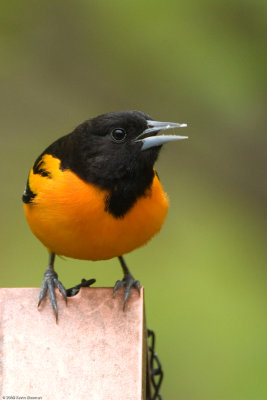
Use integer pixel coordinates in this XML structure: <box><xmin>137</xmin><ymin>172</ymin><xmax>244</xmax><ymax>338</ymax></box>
<box><xmin>24</xmin><ymin>155</ymin><xmax>169</xmax><ymax>260</ymax></box>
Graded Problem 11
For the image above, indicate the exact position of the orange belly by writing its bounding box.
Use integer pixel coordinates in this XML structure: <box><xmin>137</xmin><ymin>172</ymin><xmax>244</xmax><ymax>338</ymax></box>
<box><xmin>24</xmin><ymin>155</ymin><xmax>169</xmax><ymax>260</ymax></box>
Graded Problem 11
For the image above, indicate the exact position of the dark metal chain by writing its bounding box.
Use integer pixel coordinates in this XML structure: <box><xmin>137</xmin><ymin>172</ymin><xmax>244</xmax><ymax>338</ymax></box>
<box><xmin>147</xmin><ymin>329</ymin><xmax>164</xmax><ymax>400</ymax></box>
<box><xmin>66</xmin><ymin>278</ymin><xmax>96</xmax><ymax>297</ymax></box>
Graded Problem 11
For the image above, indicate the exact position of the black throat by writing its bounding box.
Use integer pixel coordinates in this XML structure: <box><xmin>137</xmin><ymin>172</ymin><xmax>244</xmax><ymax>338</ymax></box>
<box><xmin>104</xmin><ymin>168</ymin><xmax>156</xmax><ymax>218</ymax></box>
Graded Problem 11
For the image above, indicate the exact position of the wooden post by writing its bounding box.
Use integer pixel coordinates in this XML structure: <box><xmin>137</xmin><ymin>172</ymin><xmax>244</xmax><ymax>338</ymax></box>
<box><xmin>0</xmin><ymin>287</ymin><xmax>147</xmax><ymax>400</ymax></box>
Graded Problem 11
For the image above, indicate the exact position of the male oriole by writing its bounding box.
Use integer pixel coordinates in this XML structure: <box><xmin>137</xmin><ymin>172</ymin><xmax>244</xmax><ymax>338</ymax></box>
<box><xmin>23</xmin><ymin>110</ymin><xmax>187</xmax><ymax>320</ymax></box>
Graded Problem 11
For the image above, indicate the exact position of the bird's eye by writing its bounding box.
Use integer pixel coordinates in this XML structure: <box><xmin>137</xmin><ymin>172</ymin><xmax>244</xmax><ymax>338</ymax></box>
<box><xmin>111</xmin><ymin>128</ymin><xmax>127</xmax><ymax>142</ymax></box>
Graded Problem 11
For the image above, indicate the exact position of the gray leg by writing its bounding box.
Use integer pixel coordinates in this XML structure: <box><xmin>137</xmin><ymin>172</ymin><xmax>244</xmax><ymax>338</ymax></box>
<box><xmin>113</xmin><ymin>255</ymin><xmax>141</xmax><ymax>310</ymax></box>
<box><xmin>38</xmin><ymin>252</ymin><xmax>67</xmax><ymax>322</ymax></box>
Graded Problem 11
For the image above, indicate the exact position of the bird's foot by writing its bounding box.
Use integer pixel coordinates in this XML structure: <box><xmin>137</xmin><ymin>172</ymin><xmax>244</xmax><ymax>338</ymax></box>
<box><xmin>38</xmin><ymin>267</ymin><xmax>67</xmax><ymax>322</ymax></box>
<box><xmin>113</xmin><ymin>272</ymin><xmax>141</xmax><ymax>310</ymax></box>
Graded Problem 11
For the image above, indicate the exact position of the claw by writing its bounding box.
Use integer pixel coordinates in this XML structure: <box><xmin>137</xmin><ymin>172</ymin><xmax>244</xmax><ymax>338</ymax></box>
<box><xmin>48</xmin><ymin>279</ymin><xmax>58</xmax><ymax>320</ymax></box>
<box><xmin>135</xmin><ymin>280</ymin><xmax>141</xmax><ymax>294</ymax></box>
<box><xmin>123</xmin><ymin>288</ymin><xmax>131</xmax><ymax>311</ymax></box>
<box><xmin>55</xmin><ymin>280</ymin><xmax>67</xmax><ymax>304</ymax></box>
<box><xmin>113</xmin><ymin>274</ymin><xmax>141</xmax><ymax>310</ymax></box>
<box><xmin>38</xmin><ymin>264</ymin><xmax>66</xmax><ymax>322</ymax></box>
<box><xmin>112</xmin><ymin>280</ymin><xmax>122</xmax><ymax>297</ymax></box>
<box><xmin>38</xmin><ymin>280</ymin><xmax>48</xmax><ymax>307</ymax></box>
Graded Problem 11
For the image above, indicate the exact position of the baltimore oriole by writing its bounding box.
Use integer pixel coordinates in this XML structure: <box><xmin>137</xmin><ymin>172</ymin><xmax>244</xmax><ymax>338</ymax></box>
<box><xmin>23</xmin><ymin>110</ymin><xmax>187</xmax><ymax>320</ymax></box>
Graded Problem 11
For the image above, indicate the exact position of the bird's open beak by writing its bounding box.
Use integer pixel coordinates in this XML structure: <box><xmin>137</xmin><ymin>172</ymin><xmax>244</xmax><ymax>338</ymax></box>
<box><xmin>135</xmin><ymin>120</ymin><xmax>188</xmax><ymax>151</ymax></box>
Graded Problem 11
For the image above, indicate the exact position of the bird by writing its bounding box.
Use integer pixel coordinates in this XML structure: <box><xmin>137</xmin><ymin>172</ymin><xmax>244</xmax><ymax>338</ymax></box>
<box><xmin>22</xmin><ymin>110</ymin><xmax>187</xmax><ymax>320</ymax></box>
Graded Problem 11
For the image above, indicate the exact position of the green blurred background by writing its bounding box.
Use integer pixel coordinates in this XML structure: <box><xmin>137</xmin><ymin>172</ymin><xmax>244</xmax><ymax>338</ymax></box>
<box><xmin>1</xmin><ymin>1</ymin><xmax>266</xmax><ymax>398</ymax></box>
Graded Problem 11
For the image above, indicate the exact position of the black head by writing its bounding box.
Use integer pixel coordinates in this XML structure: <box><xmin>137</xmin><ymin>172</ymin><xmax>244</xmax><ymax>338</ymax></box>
<box><xmin>72</xmin><ymin>110</ymin><xmax>160</xmax><ymax>183</ymax></box>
